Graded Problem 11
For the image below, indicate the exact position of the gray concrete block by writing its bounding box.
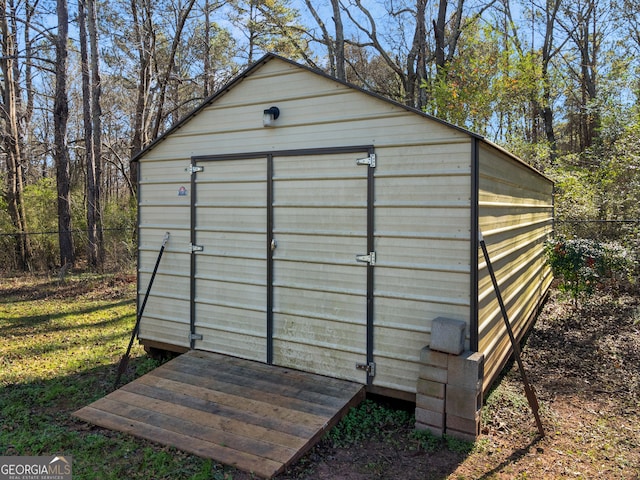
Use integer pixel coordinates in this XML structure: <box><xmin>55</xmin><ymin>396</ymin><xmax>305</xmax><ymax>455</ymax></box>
<box><xmin>419</xmin><ymin>364</ymin><xmax>448</xmax><ymax>384</ymax></box>
<box><xmin>419</xmin><ymin>346</ymin><xmax>449</xmax><ymax>368</ymax></box>
<box><xmin>416</xmin><ymin>393</ymin><xmax>445</xmax><ymax>414</ymax></box>
<box><xmin>415</xmin><ymin>408</ymin><xmax>445</xmax><ymax>429</ymax></box>
<box><xmin>446</xmin><ymin>412</ymin><xmax>481</xmax><ymax>436</ymax></box>
<box><xmin>445</xmin><ymin>384</ymin><xmax>483</xmax><ymax>420</ymax></box>
<box><xmin>417</xmin><ymin>378</ymin><xmax>445</xmax><ymax>399</ymax></box>
<box><xmin>448</xmin><ymin>351</ymin><xmax>485</xmax><ymax>389</ymax></box>
<box><xmin>430</xmin><ymin>317</ymin><xmax>466</xmax><ymax>355</ymax></box>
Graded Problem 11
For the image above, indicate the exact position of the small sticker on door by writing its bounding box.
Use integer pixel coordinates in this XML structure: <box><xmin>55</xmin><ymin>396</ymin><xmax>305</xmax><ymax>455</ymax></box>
<box><xmin>178</xmin><ymin>186</ymin><xmax>187</xmax><ymax>196</ymax></box>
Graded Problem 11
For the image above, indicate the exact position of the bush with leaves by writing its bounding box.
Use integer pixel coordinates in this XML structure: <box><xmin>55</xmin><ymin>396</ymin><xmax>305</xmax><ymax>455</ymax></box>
<box><xmin>545</xmin><ymin>236</ymin><xmax>634</xmax><ymax>305</ymax></box>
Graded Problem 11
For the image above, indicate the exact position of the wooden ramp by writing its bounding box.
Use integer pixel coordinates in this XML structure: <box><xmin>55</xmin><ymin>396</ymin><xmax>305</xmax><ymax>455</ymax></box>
<box><xmin>74</xmin><ymin>350</ymin><xmax>365</xmax><ymax>478</ymax></box>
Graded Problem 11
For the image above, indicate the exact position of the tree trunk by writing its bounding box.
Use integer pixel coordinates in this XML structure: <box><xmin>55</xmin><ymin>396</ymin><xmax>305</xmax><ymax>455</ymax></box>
<box><xmin>434</xmin><ymin>0</ymin><xmax>447</xmax><ymax>72</ymax></box>
<box><xmin>80</xmin><ymin>0</ymin><xmax>104</xmax><ymax>269</ymax></box>
<box><xmin>406</xmin><ymin>0</ymin><xmax>427</xmax><ymax>108</ymax></box>
<box><xmin>88</xmin><ymin>0</ymin><xmax>104</xmax><ymax>267</ymax></box>
<box><xmin>331</xmin><ymin>0</ymin><xmax>345</xmax><ymax>81</ymax></box>
<box><xmin>79</xmin><ymin>0</ymin><xmax>96</xmax><ymax>267</ymax></box>
<box><xmin>150</xmin><ymin>0</ymin><xmax>197</xmax><ymax>139</ymax></box>
<box><xmin>130</xmin><ymin>0</ymin><xmax>154</xmax><ymax>195</ymax></box>
<box><xmin>1</xmin><ymin>0</ymin><xmax>32</xmax><ymax>270</ymax></box>
<box><xmin>540</xmin><ymin>0</ymin><xmax>560</xmax><ymax>161</ymax></box>
<box><xmin>204</xmin><ymin>0</ymin><xmax>212</xmax><ymax>97</ymax></box>
<box><xmin>55</xmin><ymin>0</ymin><xmax>74</xmax><ymax>268</ymax></box>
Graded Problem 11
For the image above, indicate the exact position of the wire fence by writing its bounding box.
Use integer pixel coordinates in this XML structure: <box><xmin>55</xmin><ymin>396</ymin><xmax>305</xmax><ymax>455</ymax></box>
<box><xmin>0</xmin><ymin>227</ymin><xmax>137</xmax><ymax>273</ymax></box>
<box><xmin>2</xmin><ymin>219</ymin><xmax>639</xmax><ymax>274</ymax></box>
<box><xmin>554</xmin><ymin>219</ymin><xmax>640</xmax><ymax>246</ymax></box>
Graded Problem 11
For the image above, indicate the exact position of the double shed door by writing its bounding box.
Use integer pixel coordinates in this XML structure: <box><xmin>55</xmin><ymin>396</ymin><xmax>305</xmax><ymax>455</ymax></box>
<box><xmin>191</xmin><ymin>147</ymin><xmax>375</xmax><ymax>384</ymax></box>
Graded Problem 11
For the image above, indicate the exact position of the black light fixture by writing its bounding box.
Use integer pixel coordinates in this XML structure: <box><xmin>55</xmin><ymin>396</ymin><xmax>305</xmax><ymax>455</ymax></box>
<box><xmin>263</xmin><ymin>106</ymin><xmax>280</xmax><ymax>127</ymax></box>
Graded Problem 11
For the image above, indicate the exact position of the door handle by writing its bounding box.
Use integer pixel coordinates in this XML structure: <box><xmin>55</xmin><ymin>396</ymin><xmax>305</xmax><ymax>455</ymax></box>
<box><xmin>270</xmin><ymin>239</ymin><xmax>277</xmax><ymax>252</ymax></box>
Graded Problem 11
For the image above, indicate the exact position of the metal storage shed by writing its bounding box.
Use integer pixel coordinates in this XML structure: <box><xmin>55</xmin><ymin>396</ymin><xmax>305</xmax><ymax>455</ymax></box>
<box><xmin>133</xmin><ymin>54</ymin><xmax>553</xmax><ymax>434</ymax></box>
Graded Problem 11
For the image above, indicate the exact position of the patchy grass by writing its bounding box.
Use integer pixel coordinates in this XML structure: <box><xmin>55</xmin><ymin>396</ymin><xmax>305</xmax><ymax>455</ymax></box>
<box><xmin>0</xmin><ymin>274</ymin><xmax>235</xmax><ymax>480</ymax></box>
<box><xmin>2</xmin><ymin>275</ymin><xmax>639</xmax><ymax>479</ymax></box>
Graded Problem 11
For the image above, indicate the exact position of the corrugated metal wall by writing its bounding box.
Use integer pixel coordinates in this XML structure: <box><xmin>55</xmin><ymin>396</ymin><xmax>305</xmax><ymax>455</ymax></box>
<box><xmin>372</xmin><ymin>142</ymin><xmax>472</xmax><ymax>393</ymax></box>
<box><xmin>137</xmin><ymin>159</ymin><xmax>191</xmax><ymax>349</ymax></box>
<box><xmin>477</xmin><ymin>143</ymin><xmax>554</xmax><ymax>391</ymax></box>
<box><xmin>192</xmin><ymin>157</ymin><xmax>268</xmax><ymax>361</ymax></box>
<box><xmin>271</xmin><ymin>151</ymin><xmax>369</xmax><ymax>383</ymax></box>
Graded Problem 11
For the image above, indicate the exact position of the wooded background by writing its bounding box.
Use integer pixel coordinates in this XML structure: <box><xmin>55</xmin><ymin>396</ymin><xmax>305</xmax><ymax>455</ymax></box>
<box><xmin>1</xmin><ymin>0</ymin><xmax>639</xmax><ymax>272</ymax></box>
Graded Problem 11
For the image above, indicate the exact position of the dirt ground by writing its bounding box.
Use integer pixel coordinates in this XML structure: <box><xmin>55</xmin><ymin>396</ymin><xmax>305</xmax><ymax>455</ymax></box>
<box><xmin>269</xmin><ymin>287</ymin><xmax>640</xmax><ymax>480</ymax></box>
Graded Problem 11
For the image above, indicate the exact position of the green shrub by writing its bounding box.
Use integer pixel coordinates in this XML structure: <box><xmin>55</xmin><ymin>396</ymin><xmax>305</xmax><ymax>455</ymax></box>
<box><xmin>545</xmin><ymin>236</ymin><xmax>634</xmax><ymax>305</ymax></box>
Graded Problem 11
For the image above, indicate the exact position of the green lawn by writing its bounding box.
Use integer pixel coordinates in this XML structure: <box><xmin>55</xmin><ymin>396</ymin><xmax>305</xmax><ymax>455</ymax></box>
<box><xmin>0</xmin><ymin>274</ymin><xmax>232</xmax><ymax>480</ymax></box>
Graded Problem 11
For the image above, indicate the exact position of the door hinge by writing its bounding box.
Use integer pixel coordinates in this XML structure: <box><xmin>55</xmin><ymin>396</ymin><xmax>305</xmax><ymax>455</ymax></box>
<box><xmin>189</xmin><ymin>333</ymin><xmax>203</xmax><ymax>341</ymax></box>
<box><xmin>356</xmin><ymin>251</ymin><xmax>376</xmax><ymax>265</ymax></box>
<box><xmin>356</xmin><ymin>153</ymin><xmax>376</xmax><ymax>168</ymax></box>
<box><xmin>187</xmin><ymin>164</ymin><xmax>204</xmax><ymax>175</ymax></box>
<box><xmin>356</xmin><ymin>362</ymin><xmax>376</xmax><ymax>377</ymax></box>
<box><xmin>190</xmin><ymin>243</ymin><xmax>204</xmax><ymax>253</ymax></box>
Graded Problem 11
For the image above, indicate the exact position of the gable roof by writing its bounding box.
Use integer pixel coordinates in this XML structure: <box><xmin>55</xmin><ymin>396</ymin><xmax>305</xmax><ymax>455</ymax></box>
<box><xmin>131</xmin><ymin>53</ymin><xmax>482</xmax><ymax>163</ymax></box>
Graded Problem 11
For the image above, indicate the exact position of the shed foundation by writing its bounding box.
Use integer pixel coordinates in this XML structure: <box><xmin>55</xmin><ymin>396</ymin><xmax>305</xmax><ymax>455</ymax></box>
<box><xmin>415</xmin><ymin>347</ymin><xmax>485</xmax><ymax>441</ymax></box>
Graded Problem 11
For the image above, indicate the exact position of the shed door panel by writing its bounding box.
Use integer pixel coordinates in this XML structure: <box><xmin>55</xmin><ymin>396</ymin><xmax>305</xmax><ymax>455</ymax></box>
<box><xmin>272</xmin><ymin>153</ymin><xmax>369</xmax><ymax>383</ymax></box>
<box><xmin>193</xmin><ymin>157</ymin><xmax>267</xmax><ymax>361</ymax></box>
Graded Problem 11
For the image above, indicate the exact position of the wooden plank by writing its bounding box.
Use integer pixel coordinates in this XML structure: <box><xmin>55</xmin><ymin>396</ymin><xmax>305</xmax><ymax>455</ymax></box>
<box><xmin>73</xmin><ymin>350</ymin><xmax>365</xmax><ymax>479</ymax></box>
<box><xmin>283</xmin><ymin>383</ymin><xmax>365</xmax><ymax>469</ymax></box>
<box><xmin>108</xmin><ymin>389</ymin><xmax>306</xmax><ymax>451</ymax></box>
<box><xmin>123</xmin><ymin>376</ymin><xmax>321</xmax><ymax>437</ymax></box>
<box><xmin>90</xmin><ymin>396</ymin><xmax>297</xmax><ymax>462</ymax></box>
<box><xmin>175</xmin><ymin>350</ymin><xmax>362</xmax><ymax>403</ymax></box>
<box><xmin>74</xmin><ymin>405</ymin><xmax>283</xmax><ymax>479</ymax></box>
<box><xmin>154</xmin><ymin>355</ymin><xmax>353</xmax><ymax>416</ymax></box>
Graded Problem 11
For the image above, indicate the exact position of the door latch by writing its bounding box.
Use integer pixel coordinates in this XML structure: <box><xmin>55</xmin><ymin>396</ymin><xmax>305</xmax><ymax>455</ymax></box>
<box><xmin>356</xmin><ymin>362</ymin><xmax>376</xmax><ymax>377</ymax></box>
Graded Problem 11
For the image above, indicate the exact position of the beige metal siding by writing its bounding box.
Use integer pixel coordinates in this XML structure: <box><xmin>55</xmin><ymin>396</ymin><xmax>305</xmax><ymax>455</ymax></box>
<box><xmin>141</xmin><ymin>59</ymin><xmax>468</xmax><ymax>160</ymax></box>
<box><xmin>192</xmin><ymin>157</ymin><xmax>268</xmax><ymax>361</ymax></box>
<box><xmin>137</xmin><ymin>159</ymin><xmax>192</xmax><ymax>349</ymax></box>
<box><xmin>137</xmin><ymin>57</ymin><xmax>474</xmax><ymax>395</ymax></box>
<box><xmin>477</xmin><ymin>143</ymin><xmax>554</xmax><ymax>392</ymax></box>
<box><xmin>272</xmin><ymin>152</ymin><xmax>369</xmax><ymax>383</ymax></box>
<box><xmin>373</xmin><ymin>143</ymin><xmax>473</xmax><ymax>393</ymax></box>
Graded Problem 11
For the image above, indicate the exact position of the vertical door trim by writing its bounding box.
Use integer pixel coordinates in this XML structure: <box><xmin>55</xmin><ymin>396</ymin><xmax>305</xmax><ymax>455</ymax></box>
<box><xmin>189</xmin><ymin>160</ymin><xmax>198</xmax><ymax>349</ymax></box>
<box><xmin>470</xmin><ymin>138</ymin><xmax>480</xmax><ymax>352</ymax></box>
<box><xmin>266</xmin><ymin>154</ymin><xmax>274</xmax><ymax>364</ymax></box>
<box><xmin>365</xmin><ymin>146</ymin><xmax>376</xmax><ymax>385</ymax></box>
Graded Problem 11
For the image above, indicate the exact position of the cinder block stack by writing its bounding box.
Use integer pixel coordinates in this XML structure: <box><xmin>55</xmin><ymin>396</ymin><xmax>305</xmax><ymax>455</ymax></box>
<box><xmin>445</xmin><ymin>351</ymin><xmax>484</xmax><ymax>441</ymax></box>
<box><xmin>415</xmin><ymin>347</ymin><xmax>448</xmax><ymax>436</ymax></box>
<box><xmin>415</xmin><ymin>317</ymin><xmax>485</xmax><ymax>441</ymax></box>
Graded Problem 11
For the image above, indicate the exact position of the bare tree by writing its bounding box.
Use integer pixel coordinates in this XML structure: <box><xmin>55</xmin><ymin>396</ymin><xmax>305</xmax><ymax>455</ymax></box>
<box><xmin>151</xmin><ymin>0</ymin><xmax>198</xmax><ymax>139</ymax></box>
<box><xmin>558</xmin><ymin>0</ymin><xmax>607</xmax><ymax>151</ymax></box>
<box><xmin>79</xmin><ymin>0</ymin><xmax>104</xmax><ymax>269</ymax></box>
<box><xmin>338</xmin><ymin>0</ymin><xmax>491</xmax><ymax>109</ymax></box>
<box><xmin>1</xmin><ymin>0</ymin><xmax>32</xmax><ymax>270</ymax></box>
<box><xmin>129</xmin><ymin>0</ymin><xmax>155</xmax><ymax>193</ymax></box>
<box><xmin>55</xmin><ymin>0</ymin><xmax>74</xmax><ymax>267</ymax></box>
